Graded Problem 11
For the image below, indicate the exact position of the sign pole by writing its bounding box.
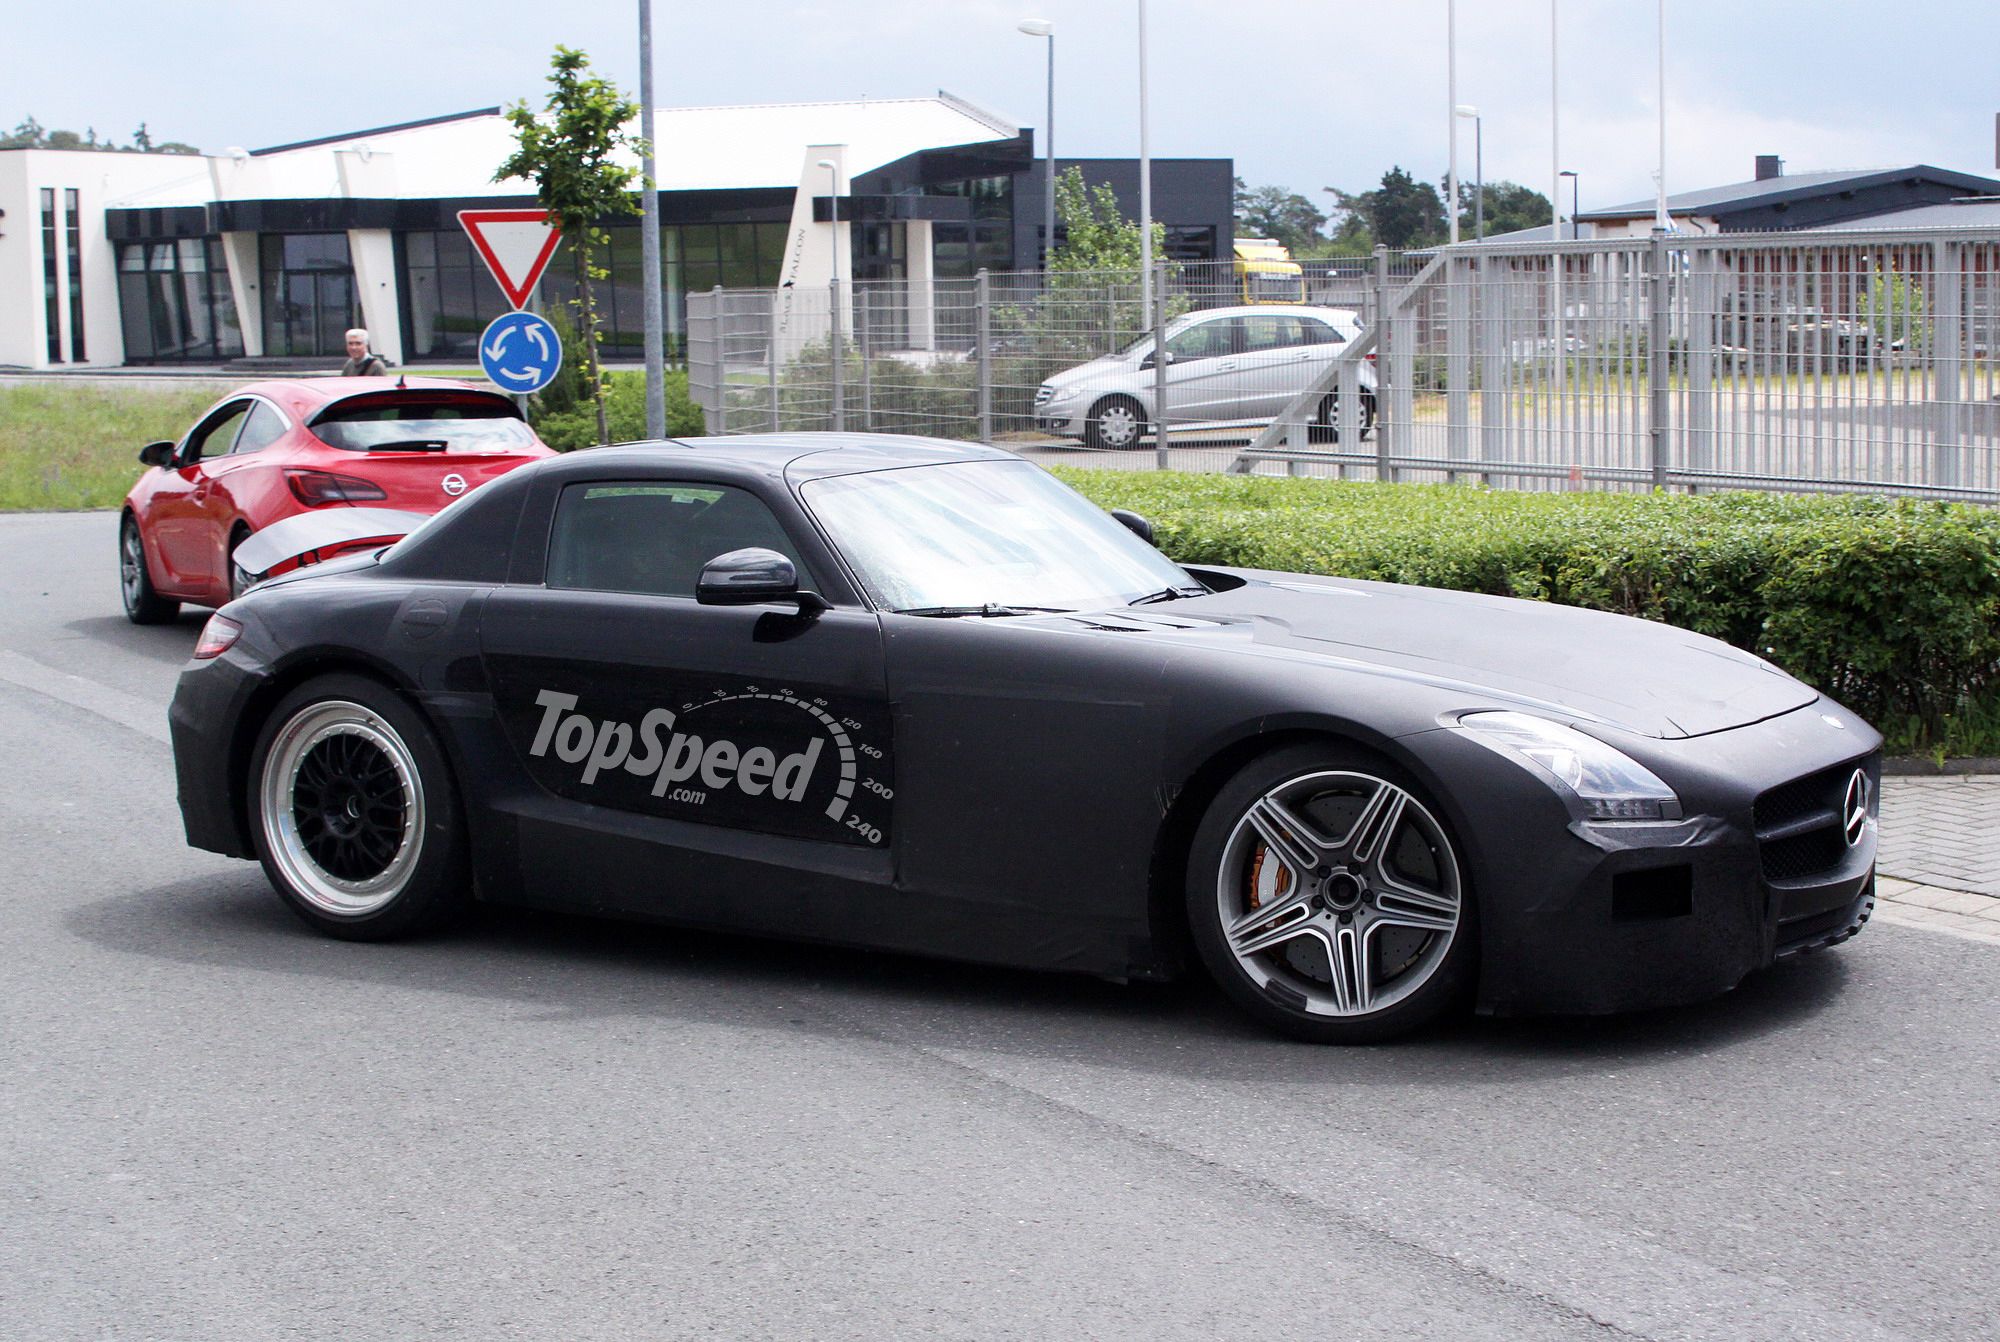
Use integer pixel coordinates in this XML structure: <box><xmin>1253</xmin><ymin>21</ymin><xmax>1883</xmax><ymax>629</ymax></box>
<box><xmin>639</xmin><ymin>0</ymin><xmax>667</xmax><ymax>439</ymax></box>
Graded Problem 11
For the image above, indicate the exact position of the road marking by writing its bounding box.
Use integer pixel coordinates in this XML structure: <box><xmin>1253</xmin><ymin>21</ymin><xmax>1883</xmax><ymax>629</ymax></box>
<box><xmin>0</xmin><ymin>650</ymin><xmax>171</xmax><ymax>745</ymax></box>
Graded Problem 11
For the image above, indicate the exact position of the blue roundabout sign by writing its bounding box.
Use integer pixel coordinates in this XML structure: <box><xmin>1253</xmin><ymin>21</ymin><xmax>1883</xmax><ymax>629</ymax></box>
<box><xmin>479</xmin><ymin>310</ymin><xmax>563</xmax><ymax>395</ymax></box>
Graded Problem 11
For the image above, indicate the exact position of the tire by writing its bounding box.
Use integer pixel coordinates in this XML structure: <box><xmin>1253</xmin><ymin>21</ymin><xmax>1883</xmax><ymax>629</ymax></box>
<box><xmin>1308</xmin><ymin>390</ymin><xmax>1379</xmax><ymax>445</ymax></box>
<box><xmin>1084</xmin><ymin>395</ymin><xmax>1147</xmax><ymax>451</ymax></box>
<box><xmin>1185</xmin><ymin>742</ymin><xmax>1476</xmax><ymax>1043</ymax></box>
<box><xmin>120</xmin><ymin>513</ymin><xmax>180</xmax><ymax>625</ymax></box>
<box><xmin>248</xmin><ymin>672</ymin><xmax>470</xmax><ymax>941</ymax></box>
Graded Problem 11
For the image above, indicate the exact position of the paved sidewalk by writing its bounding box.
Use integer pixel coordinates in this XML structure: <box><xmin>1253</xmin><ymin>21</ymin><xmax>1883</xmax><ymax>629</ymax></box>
<box><xmin>1875</xmin><ymin>775</ymin><xmax>2000</xmax><ymax>945</ymax></box>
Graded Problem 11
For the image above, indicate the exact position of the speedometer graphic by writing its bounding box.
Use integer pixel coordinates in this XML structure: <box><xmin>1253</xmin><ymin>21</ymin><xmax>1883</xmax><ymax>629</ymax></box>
<box><xmin>499</xmin><ymin>663</ymin><xmax>895</xmax><ymax>849</ymax></box>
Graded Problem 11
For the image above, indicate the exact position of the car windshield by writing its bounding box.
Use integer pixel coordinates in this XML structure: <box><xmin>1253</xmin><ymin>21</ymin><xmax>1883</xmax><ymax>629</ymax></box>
<box><xmin>801</xmin><ymin>459</ymin><xmax>1196</xmax><ymax>614</ymax></box>
<box><xmin>313</xmin><ymin>400</ymin><xmax>537</xmax><ymax>453</ymax></box>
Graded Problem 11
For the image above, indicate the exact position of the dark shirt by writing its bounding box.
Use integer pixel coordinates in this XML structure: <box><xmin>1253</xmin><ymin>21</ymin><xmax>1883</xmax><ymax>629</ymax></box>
<box><xmin>341</xmin><ymin>354</ymin><xmax>389</xmax><ymax>376</ymax></box>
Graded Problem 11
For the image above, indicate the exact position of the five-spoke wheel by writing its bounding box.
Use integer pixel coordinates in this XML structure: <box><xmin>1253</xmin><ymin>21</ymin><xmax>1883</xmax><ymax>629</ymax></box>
<box><xmin>1188</xmin><ymin>744</ymin><xmax>1474</xmax><ymax>1042</ymax></box>
<box><xmin>250</xmin><ymin>673</ymin><xmax>469</xmax><ymax>939</ymax></box>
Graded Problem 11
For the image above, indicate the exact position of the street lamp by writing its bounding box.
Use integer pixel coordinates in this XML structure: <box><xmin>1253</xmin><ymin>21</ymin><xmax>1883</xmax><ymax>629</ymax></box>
<box><xmin>817</xmin><ymin>157</ymin><xmax>843</xmax><ymax>431</ymax></box>
<box><xmin>1447</xmin><ymin>0</ymin><xmax>1459</xmax><ymax>244</ymax></box>
<box><xmin>1559</xmin><ymin>169</ymin><xmax>1579</xmax><ymax>240</ymax></box>
<box><xmin>1018</xmin><ymin>19</ymin><xmax>1055</xmax><ymax>267</ymax></box>
<box><xmin>1455</xmin><ymin>105</ymin><xmax>1482</xmax><ymax>241</ymax></box>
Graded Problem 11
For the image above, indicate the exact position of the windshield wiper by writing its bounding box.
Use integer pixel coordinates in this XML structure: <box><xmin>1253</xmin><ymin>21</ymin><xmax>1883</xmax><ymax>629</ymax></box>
<box><xmin>1128</xmin><ymin>588</ymin><xmax>1200</xmax><ymax>608</ymax></box>
<box><xmin>897</xmin><ymin>603</ymin><xmax>1075</xmax><ymax>618</ymax></box>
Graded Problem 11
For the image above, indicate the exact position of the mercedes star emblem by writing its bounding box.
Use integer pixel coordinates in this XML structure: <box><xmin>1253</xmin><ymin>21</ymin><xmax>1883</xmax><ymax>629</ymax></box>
<box><xmin>1842</xmin><ymin>769</ymin><xmax>1869</xmax><ymax>847</ymax></box>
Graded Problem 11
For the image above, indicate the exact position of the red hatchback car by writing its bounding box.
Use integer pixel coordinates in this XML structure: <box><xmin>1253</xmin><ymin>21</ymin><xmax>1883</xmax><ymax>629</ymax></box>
<box><xmin>120</xmin><ymin>377</ymin><xmax>555</xmax><ymax>623</ymax></box>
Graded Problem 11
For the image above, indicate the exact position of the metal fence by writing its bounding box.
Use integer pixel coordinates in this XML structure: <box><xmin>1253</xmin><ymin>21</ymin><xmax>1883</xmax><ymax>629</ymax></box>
<box><xmin>686</xmin><ymin>228</ymin><xmax>2000</xmax><ymax>502</ymax></box>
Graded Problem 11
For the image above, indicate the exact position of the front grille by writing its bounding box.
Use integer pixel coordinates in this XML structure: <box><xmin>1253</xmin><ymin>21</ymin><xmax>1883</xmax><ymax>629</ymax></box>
<box><xmin>1752</xmin><ymin>753</ymin><xmax>1877</xmax><ymax>882</ymax></box>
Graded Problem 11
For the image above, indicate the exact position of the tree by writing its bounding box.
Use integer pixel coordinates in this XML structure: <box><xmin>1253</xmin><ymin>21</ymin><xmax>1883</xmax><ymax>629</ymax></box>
<box><xmin>1448</xmin><ymin>179</ymin><xmax>1551</xmax><ymax>239</ymax></box>
<box><xmin>132</xmin><ymin>122</ymin><xmax>152</xmax><ymax>152</ymax></box>
<box><xmin>494</xmin><ymin>46</ymin><xmax>643</xmax><ymax>447</ymax></box>
<box><xmin>1233</xmin><ymin>179</ymin><xmax>1328</xmax><ymax>255</ymax></box>
<box><xmin>1349</xmin><ymin>167</ymin><xmax>1446</xmax><ymax>250</ymax></box>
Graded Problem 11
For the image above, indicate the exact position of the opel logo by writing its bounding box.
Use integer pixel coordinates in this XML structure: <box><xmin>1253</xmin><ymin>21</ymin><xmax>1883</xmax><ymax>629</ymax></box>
<box><xmin>1842</xmin><ymin>768</ymin><xmax>1869</xmax><ymax>847</ymax></box>
<box><xmin>441</xmin><ymin>473</ymin><xmax>468</xmax><ymax>498</ymax></box>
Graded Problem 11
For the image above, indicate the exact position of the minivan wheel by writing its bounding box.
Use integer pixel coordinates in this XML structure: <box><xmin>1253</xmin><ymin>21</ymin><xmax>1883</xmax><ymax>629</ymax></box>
<box><xmin>1084</xmin><ymin>396</ymin><xmax>1147</xmax><ymax>451</ymax></box>
<box><xmin>1309</xmin><ymin>390</ymin><xmax>1379</xmax><ymax>444</ymax></box>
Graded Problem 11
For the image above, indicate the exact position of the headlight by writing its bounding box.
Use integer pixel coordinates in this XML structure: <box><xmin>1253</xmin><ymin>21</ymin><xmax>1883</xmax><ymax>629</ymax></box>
<box><xmin>1046</xmin><ymin>385</ymin><xmax>1080</xmax><ymax>404</ymax></box>
<box><xmin>1454</xmin><ymin>711</ymin><xmax>1681</xmax><ymax>821</ymax></box>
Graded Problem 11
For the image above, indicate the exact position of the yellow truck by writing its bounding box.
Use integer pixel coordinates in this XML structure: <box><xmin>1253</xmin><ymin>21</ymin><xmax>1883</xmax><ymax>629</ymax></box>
<box><xmin>1233</xmin><ymin>237</ymin><xmax>1306</xmax><ymax>304</ymax></box>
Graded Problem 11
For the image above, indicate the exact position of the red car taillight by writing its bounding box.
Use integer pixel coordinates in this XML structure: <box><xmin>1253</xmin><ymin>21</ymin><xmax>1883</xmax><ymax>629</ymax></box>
<box><xmin>285</xmin><ymin>468</ymin><xmax>388</xmax><ymax>507</ymax></box>
<box><xmin>193</xmin><ymin>614</ymin><xmax>243</xmax><ymax>660</ymax></box>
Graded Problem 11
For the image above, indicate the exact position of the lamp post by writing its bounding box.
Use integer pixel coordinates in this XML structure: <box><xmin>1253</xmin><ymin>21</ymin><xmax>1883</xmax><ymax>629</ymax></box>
<box><xmin>1455</xmin><ymin>104</ymin><xmax>1482</xmax><ymax>241</ymax></box>
<box><xmin>638</xmin><ymin>0</ymin><xmax>666</xmax><ymax>438</ymax></box>
<box><xmin>1018</xmin><ymin>19</ymin><xmax>1055</xmax><ymax>267</ymax></box>
<box><xmin>1447</xmin><ymin>0</ymin><xmax>1459</xmax><ymax>245</ymax></box>
<box><xmin>817</xmin><ymin>157</ymin><xmax>843</xmax><ymax>431</ymax></box>
<box><xmin>1559</xmin><ymin>169</ymin><xmax>1579</xmax><ymax>239</ymax></box>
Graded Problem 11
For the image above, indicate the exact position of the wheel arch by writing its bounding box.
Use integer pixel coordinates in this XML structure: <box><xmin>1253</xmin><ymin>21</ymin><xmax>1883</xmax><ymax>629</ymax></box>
<box><xmin>224</xmin><ymin>650</ymin><xmax>432</xmax><ymax>856</ymax></box>
<box><xmin>1145</xmin><ymin>717</ymin><xmax>1478</xmax><ymax>982</ymax></box>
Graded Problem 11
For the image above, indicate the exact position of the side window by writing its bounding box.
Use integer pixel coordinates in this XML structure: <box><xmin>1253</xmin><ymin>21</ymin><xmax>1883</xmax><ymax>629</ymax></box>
<box><xmin>232</xmin><ymin>401</ymin><xmax>289</xmax><ymax>454</ymax></box>
<box><xmin>546</xmin><ymin>482</ymin><xmax>805</xmax><ymax>598</ymax></box>
<box><xmin>1165</xmin><ymin>318</ymin><xmax>1236</xmax><ymax>362</ymax></box>
<box><xmin>1242</xmin><ymin>316</ymin><xmax>1307</xmax><ymax>352</ymax></box>
<box><xmin>181</xmin><ymin>402</ymin><xmax>252</xmax><ymax>462</ymax></box>
<box><xmin>1302</xmin><ymin>319</ymin><xmax>1347</xmax><ymax>346</ymax></box>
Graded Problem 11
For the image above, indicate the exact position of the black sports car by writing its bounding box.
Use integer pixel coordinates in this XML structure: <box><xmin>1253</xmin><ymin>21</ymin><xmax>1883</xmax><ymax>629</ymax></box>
<box><xmin>169</xmin><ymin>434</ymin><xmax>1881</xmax><ymax>1042</ymax></box>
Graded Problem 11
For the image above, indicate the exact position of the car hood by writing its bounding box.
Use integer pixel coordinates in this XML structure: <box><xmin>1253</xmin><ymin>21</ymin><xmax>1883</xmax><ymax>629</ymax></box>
<box><xmin>1042</xmin><ymin>353</ymin><xmax>1135</xmax><ymax>391</ymax></box>
<box><xmin>1042</xmin><ymin>572</ymin><xmax>1818</xmax><ymax>739</ymax></box>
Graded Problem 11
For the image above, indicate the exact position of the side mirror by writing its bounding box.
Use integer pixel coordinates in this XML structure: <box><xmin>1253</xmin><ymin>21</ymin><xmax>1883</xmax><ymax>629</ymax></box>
<box><xmin>696</xmin><ymin>547</ymin><xmax>827</xmax><ymax>614</ymax></box>
<box><xmin>1111</xmin><ymin>509</ymin><xmax>1154</xmax><ymax>545</ymax></box>
<box><xmin>1140</xmin><ymin>350</ymin><xmax>1175</xmax><ymax>370</ymax></box>
<box><xmin>138</xmin><ymin>441</ymin><xmax>176</xmax><ymax>469</ymax></box>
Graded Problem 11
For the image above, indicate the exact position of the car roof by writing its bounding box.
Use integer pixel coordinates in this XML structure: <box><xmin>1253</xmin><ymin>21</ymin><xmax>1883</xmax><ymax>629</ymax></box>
<box><xmin>1179</xmin><ymin>304</ymin><xmax>1361</xmax><ymax>322</ymax></box>
<box><xmin>526</xmin><ymin>432</ymin><xmax>1017</xmax><ymax>486</ymax></box>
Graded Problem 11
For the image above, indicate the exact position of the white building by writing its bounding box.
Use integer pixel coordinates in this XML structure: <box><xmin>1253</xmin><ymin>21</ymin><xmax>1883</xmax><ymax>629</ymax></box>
<box><xmin>0</xmin><ymin>98</ymin><xmax>1232</xmax><ymax>370</ymax></box>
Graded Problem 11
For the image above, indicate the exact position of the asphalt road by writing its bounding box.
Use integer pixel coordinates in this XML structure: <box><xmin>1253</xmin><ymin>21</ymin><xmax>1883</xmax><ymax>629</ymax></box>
<box><xmin>3</xmin><ymin>511</ymin><xmax>1997</xmax><ymax>1341</ymax></box>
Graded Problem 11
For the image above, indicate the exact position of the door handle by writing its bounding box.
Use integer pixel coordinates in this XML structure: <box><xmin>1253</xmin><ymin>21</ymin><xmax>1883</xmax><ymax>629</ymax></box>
<box><xmin>1218</xmin><ymin>360</ymin><xmax>1238</xmax><ymax>370</ymax></box>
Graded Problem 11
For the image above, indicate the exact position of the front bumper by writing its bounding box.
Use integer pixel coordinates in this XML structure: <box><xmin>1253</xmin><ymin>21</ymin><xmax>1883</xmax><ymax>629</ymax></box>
<box><xmin>1404</xmin><ymin>703</ymin><xmax>1882</xmax><ymax>1017</ymax></box>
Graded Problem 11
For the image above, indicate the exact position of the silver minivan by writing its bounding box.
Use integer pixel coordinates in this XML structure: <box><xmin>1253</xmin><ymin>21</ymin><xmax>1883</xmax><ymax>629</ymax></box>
<box><xmin>1033</xmin><ymin>305</ymin><xmax>1376</xmax><ymax>449</ymax></box>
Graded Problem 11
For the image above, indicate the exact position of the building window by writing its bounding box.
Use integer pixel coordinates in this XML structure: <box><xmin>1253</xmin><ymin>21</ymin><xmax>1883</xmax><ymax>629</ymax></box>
<box><xmin>41</xmin><ymin>189</ymin><xmax>61</xmax><ymax>363</ymax></box>
<box><xmin>65</xmin><ymin>189</ymin><xmax>85</xmax><ymax>362</ymax></box>
<box><xmin>260</xmin><ymin>233</ymin><xmax>356</xmax><ymax>358</ymax></box>
<box><xmin>116</xmin><ymin>237</ymin><xmax>243</xmax><ymax>363</ymax></box>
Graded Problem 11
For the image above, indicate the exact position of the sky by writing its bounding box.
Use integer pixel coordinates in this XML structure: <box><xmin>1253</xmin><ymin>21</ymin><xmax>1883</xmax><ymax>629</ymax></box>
<box><xmin>15</xmin><ymin>0</ymin><xmax>1999</xmax><ymax>219</ymax></box>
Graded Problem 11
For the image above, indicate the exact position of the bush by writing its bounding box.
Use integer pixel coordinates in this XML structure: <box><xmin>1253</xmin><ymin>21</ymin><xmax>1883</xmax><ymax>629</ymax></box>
<box><xmin>1054</xmin><ymin>470</ymin><xmax>2000</xmax><ymax>755</ymax></box>
<box><xmin>532</xmin><ymin>368</ymin><xmax>705</xmax><ymax>450</ymax></box>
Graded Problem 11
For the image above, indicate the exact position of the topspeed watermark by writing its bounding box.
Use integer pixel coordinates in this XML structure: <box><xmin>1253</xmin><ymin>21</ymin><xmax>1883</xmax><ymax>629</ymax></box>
<box><xmin>528</xmin><ymin>689</ymin><xmax>823</xmax><ymax>806</ymax></box>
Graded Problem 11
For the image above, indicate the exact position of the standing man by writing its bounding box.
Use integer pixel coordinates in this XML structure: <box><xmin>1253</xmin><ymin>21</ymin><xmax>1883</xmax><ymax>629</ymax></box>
<box><xmin>341</xmin><ymin>329</ymin><xmax>389</xmax><ymax>377</ymax></box>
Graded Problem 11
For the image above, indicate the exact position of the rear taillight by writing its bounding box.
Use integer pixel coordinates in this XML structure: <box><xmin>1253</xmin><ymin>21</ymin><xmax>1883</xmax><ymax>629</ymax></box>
<box><xmin>285</xmin><ymin>468</ymin><xmax>388</xmax><ymax>507</ymax></box>
<box><xmin>193</xmin><ymin>614</ymin><xmax>243</xmax><ymax>659</ymax></box>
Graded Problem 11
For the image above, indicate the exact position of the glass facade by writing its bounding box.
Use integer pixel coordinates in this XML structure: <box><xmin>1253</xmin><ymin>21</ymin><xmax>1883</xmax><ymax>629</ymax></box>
<box><xmin>65</xmin><ymin>189</ymin><xmax>85</xmax><ymax>362</ymax></box>
<box><xmin>397</xmin><ymin>220</ymin><xmax>788</xmax><ymax>362</ymax></box>
<box><xmin>260</xmin><ymin>233</ymin><xmax>357</xmax><ymax>358</ymax></box>
<box><xmin>930</xmin><ymin>175</ymin><xmax>1014</xmax><ymax>279</ymax></box>
<box><xmin>117</xmin><ymin>239</ymin><xmax>244</xmax><ymax>362</ymax></box>
<box><xmin>41</xmin><ymin>189</ymin><xmax>60</xmax><ymax>363</ymax></box>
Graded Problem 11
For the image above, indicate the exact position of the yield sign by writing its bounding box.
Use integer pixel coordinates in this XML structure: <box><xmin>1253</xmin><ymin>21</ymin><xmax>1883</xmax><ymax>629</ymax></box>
<box><xmin>457</xmin><ymin>208</ymin><xmax>561</xmax><ymax>309</ymax></box>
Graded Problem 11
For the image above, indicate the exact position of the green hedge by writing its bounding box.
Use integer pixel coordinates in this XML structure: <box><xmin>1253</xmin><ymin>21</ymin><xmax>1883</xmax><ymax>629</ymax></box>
<box><xmin>531</xmin><ymin>368</ymin><xmax>706</xmax><ymax>451</ymax></box>
<box><xmin>1055</xmin><ymin>471</ymin><xmax>2000</xmax><ymax>755</ymax></box>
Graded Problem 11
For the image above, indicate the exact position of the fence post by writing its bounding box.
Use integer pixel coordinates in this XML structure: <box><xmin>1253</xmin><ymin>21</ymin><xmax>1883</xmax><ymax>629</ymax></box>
<box><xmin>709</xmin><ymin>285</ymin><xmax>725</xmax><ymax>433</ymax></box>
<box><xmin>1153</xmin><ymin>259</ymin><xmax>1171</xmax><ymax>470</ymax></box>
<box><xmin>1376</xmin><ymin>246</ymin><xmax>1400</xmax><ymax>481</ymax></box>
<box><xmin>1685</xmin><ymin>247</ymin><xmax>1716</xmax><ymax>487</ymax></box>
<box><xmin>1445</xmin><ymin>252</ymin><xmax>1472</xmax><ymax>477</ymax></box>
<box><xmin>859</xmin><ymin>286</ymin><xmax>873</xmax><ymax>431</ymax></box>
<box><xmin>1648</xmin><ymin>228</ymin><xmax>1672</xmax><ymax>490</ymax></box>
<box><xmin>829</xmin><ymin>277</ymin><xmax>845</xmax><ymax>432</ymax></box>
<box><xmin>1478</xmin><ymin>253</ymin><xmax>1506</xmax><ymax>483</ymax></box>
<box><xmin>1931</xmin><ymin>240</ymin><xmax>1964</xmax><ymax>489</ymax></box>
<box><xmin>767</xmin><ymin>293</ymin><xmax>781</xmax><ymax>432</ymax></box>
<box><xmin>975</xmin><ymin>268</ymin><xmax>993</xmax><ymax>443</ymax></box>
